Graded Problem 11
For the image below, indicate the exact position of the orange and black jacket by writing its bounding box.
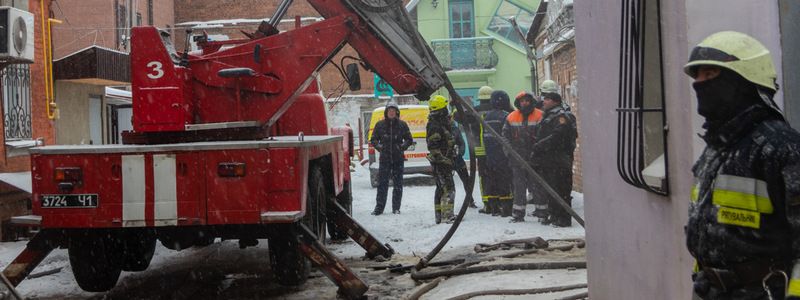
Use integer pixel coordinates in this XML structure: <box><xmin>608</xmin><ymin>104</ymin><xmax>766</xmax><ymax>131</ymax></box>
<box><xmin>501</xmin><ymin>107</ymin><xmax>543</xmax><ymax>157</ymax></box>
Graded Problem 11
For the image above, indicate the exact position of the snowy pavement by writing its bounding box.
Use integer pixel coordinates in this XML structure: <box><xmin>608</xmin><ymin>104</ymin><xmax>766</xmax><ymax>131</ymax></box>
<box><xmin>0</xmin><ymin>164</ymin><xmax>587</xmax><ymax>299</ymax></box>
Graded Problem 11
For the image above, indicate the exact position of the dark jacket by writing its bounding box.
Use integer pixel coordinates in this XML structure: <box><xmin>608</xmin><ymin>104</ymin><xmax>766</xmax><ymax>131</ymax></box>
<box><xmin>426</xmin><ymin>112</ymin><xmax>456</xmax><ymax>166</ymax></box>
<box><xmin>483</xmin><ymin>108</ymin><xmax>510</xmax><ymax>166</ymax></box>
<box><xmin>370</xmin><ymin>107</ymin><xmax>413</xmax><ymax>162</ymax></box>
<box><xmin>686</xmin><ymin>105</ymin><xmax>800</xmax><ymax>291</ymax></box>
<box><xmin>531</xmin><ymin>104</ymin><xmax>577</xmax><ymax>169</ymax></box>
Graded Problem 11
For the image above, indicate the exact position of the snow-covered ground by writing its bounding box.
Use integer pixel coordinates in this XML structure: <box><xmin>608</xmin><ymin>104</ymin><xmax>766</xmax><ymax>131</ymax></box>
<box><xmin>0</xmin><ymin>164</ymin><xmax>586</xmax><ymax>299</ymax></box>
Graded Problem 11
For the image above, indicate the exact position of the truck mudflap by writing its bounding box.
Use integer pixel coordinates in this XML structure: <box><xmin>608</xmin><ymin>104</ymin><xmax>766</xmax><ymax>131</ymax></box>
<box><xmin>328</xmin><ymin>199</ymin><xmax>395</xmax><ymax>259</ymax></box>
<box><xmin>296</xmin><ymin>223</ymin><xmax>368</xmax><ymax>299</ymax></box>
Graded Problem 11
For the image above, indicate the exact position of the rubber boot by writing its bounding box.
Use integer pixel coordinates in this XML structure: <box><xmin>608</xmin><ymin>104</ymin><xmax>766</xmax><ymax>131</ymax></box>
<box><xmin>501</xmin><ymin>201</ymin><xmax>512</xmax><ymax>217</ymax></box>
<box><xmin>478</xmin><ymin>200</ymin><xmax>491</xmax><ymax>214</ymax></box>
<box><xmin>490</xmin><ymin>199</ymin><xmax>501</xmax><ymax>216</ymax></box>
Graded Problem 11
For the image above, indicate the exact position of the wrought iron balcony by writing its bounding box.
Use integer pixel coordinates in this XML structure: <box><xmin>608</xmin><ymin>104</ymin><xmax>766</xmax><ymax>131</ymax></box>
<box><xmin>431</xmin><ymin>37</ymin><xmax>499</xmax><ymax>71</ymax></box>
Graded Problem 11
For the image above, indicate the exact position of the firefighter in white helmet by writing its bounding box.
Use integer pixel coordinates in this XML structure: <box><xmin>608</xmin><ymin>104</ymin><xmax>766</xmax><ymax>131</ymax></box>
<box><xmin>683</xmin><ymin>31</ymin><xmax>800</xmax><ymax>299</ymax></box>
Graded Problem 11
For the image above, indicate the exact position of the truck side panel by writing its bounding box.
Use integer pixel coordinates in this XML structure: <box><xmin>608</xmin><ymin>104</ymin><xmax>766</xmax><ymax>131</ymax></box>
<box><xmin>204</xmin><ymin>148</ymin><xmax>303</xmax><ymax>225</ymax></box>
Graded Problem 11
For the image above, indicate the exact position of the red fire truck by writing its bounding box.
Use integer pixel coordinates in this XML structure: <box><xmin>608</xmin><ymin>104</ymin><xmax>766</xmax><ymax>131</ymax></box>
<box><xmin>2</xmin><ymin>0</ymin><xmax>446</xmax><ymax>298</ymax></box>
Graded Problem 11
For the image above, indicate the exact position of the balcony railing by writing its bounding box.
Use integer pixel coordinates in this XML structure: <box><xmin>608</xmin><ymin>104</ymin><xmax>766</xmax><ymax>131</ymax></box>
<box><xmin>431</xmin><ymin>37</ymin><xmax>499</xmax><ymax>71</ymax></box>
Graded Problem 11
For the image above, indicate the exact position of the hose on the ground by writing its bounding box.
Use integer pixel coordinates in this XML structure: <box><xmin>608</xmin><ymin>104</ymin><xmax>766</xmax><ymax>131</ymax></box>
<box><xmin>411</xmin><ymin>260</ymin><xmax>587</xmax><ymax>281</ymax></box>
<box><xmin>443</xmin><ymin>283</ymin><xmax>588</xmax><ymax>300</ymax></box>
<box><xmin>406</xmin><ymin>277</ymin><xmax>444</xmax><ymax>300</ymax></box>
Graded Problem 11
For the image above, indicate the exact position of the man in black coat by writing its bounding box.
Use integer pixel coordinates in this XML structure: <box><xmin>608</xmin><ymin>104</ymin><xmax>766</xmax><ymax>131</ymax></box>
<box><xmin>370</xmin><ymin>101</ymin><xmax>413</xmax><ymax>215</ymax></box>
<box><xmin>531</xmin><ymin>87</ymin><xmax>577</xmax><ymax>227</ymax></box>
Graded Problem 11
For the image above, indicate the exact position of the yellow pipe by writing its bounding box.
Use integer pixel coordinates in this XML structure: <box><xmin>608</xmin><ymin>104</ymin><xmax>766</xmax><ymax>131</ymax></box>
<box><xmin>40</xmin><ymin>0</ymin><xmax>56</xmax><ymax>119</ymax></box>
<box><xmin>47</xmin><ymin>18</ymin><xmax>61</xmax><ymax>117</ymax></box>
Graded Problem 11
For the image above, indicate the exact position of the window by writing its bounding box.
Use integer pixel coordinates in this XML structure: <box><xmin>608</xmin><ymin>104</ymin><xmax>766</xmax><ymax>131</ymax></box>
<box><xmin>616</xmin><ymin>0</ymin><xmax>669</xmax><ymax>195</ymax></box>
<box><xmin>136</xmin><ymin>12</ymin><xmax>142</xmax><ymax>26</ymax></box>
<box><xmin>449</xmin><ymin>0</ymin><xmax>474</xmax><ymax>38</ymax></box>
<box><xmin>115</xmin><ymin>1</ymin><xmax>127</xmax><ymax>49</ymax></box>
<box><xmin>148</xmin><ymin>0</ymin><xmax>154</xmax><ymax>25</ymax></box>
<box><xmin>2</xmin><ymin>65</ymin><xmax>32</xmax><ymax>140</ymax></box>
<box><xmin>486</xmin><ymin>0</ymin><xmax>534</xmax><ymax>48</ymax></box>
<box><xmin>0</xmin><ymin>0</ymin><xmax>28</xmax><ymax>11</ymax></box>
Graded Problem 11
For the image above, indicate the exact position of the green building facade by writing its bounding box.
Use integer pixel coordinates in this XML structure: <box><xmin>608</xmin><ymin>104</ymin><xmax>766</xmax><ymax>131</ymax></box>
<box><xmin>412</xmin><ymin>0</ymin><xmax>539</xmax><ymax>106</ymax></box>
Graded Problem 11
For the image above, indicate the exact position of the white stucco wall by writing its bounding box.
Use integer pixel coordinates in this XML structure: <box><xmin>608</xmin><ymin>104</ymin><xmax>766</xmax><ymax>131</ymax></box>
<box><xmin>574</xmin><ymin>0</ymin><xmax>783</xmax><ymax>299</ymax></box>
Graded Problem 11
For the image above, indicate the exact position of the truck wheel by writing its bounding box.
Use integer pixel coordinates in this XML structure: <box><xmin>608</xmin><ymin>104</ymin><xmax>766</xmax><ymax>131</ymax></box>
<box><xmin>159</xmin><ymin>234</ymin><xmax>195</xmax><ymax>251</ymax></box>
<box><xmin>306</xmin><ymin>166</ymin><xmax>327</xmax><ymax>242</ymax></box>
<box><xmin>69</xmin><ymin>234</ymin><xmax>122</xmax><ymax>292</ymax></box>
<box><xmin>328</xmin><ymin>180</ymin><xmax>352</xmax><ymax>241</ymax></box>
<box><xmin>269</xmin><ymin>225</ymin><xmax>309</xmax><ymax>286</ymax></box>
<box><xmin>119</xmin><ymin>230</ymin><xmax>156</xmax><ymax>272</ymax></box>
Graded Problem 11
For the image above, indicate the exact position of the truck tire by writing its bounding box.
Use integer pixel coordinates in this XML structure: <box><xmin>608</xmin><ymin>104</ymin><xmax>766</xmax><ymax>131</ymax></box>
<box><xmin>269</xmin><ymin>225</ymin><xmax>309</xmax><ymax>286</ymax></box>
<box><xmin>119</xmin><ymin>230</ymin><xmax>156</xmax><ymax>272</ymax></box>
<box><xmin>159</xmin><ymin>234</ymin><xmax>195</xmax><ymax>251</ymax></box>
<box><xmin>68</xmin><ymin>234</ymin><xmax>122</xmax><ymax>292</ymax></box>
<box><xmin>328</xmin><ymin>180</ymin><xmax>353</xmax><ymax>241</ymax></box>
<box><xmin>306</xmin><ymin>165</ymin><xmax>327</xmax><ymax>242</ymax></box>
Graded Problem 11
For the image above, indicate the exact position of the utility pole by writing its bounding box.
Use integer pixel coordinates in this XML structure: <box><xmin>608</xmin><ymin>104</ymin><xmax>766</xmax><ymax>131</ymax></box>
<box><xmin>510</xmin><ymin>17</ymin><xmax>538</xmax><ymax>94</ymax></box>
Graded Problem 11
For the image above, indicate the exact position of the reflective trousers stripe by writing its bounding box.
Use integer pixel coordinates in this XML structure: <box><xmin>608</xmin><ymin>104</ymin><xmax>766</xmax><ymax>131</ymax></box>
<box><xmin>789</xmin><ymin>262</ymin><xmax>800</xmax><ymax>296</ymax></box>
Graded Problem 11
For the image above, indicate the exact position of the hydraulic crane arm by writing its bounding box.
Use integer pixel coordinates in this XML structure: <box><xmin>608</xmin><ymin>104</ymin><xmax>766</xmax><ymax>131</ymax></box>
<box><xmin>128</xmin><ymin>0</ymin><xmax>446</xmax><ymax>140</ymax></box>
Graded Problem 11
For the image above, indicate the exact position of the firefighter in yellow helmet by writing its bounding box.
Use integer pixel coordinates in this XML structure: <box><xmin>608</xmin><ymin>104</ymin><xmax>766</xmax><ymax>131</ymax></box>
<box><xmin>475</xmin><ymin>86</ymin><xmax>495</xmax><ymax>213</ymax></box>
<box><xmin>684</xmin><ymin>31</ymin><xmax>800</xmax><ymax>299</ymax></box>
<box><xmin>427</xmin><ymin>95</ymin><xmax>457</xmax><ymax>224</ymax></box>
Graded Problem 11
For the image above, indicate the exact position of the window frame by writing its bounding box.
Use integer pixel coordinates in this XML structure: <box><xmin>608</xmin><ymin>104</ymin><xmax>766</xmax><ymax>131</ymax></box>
<box><xmin>484</xmin><ymin>0</ymin><xmax>534</xmax><ymax>50</ymax></box>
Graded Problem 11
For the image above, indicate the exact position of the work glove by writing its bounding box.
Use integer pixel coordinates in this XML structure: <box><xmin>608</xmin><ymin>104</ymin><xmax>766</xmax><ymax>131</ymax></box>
<box><xmin>427</xmin><ymin>152</ymin><xmax>452</xmax><ymax>166</ymax></box>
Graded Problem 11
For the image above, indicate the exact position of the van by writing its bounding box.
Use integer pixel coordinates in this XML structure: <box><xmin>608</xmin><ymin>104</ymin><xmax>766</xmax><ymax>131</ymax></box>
<box><xmin>366</xmin><ymin>105</ymin><xmax>431</xmax><ymax>187</ymax></box>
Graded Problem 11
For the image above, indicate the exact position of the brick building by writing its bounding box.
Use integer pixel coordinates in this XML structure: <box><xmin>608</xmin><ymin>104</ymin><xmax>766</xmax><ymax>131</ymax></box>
<box><xmin>172</xmin><ymin>0</ymin><xmax>401</xmax><ymax>97</ymax></box>
<box><xmin>528</xmin><ymin>0</ymin><xmax>582</xmax><ymax>191</ymax></box>
<box><xmin>49</xmin><ymin>0</ymin><xmax>174</xmax><ymax>145</ymax></box>
<box><xmin>51</xmin><ymin>0</ymin><xmax>175</xmax><ymax>59</ymax></box>
<box><xmin>0</xmin><ymin>0</ymin><xmax>56</xmax><ymax>240</ymax></box>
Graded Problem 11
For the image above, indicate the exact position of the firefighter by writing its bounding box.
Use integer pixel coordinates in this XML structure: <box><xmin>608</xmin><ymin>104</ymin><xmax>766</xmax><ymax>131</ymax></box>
<box><xmin>483</xmin><ymin>90</ymin><xmax>514</xmax><ymax>217</ymax></box>
<box><xmin>683</xmin><ymin>31</ymin><xmax>800</xmax><ymax>299</ymax></box>
<box><xmin>476</xmin><ymin>86</ymin><xmax>494</xmax><ymax>211</ymax></box>
<box><xmin>450</xmin><ymin>115</ymin><xmax>477</xmax><ymax>208</ymax></box>
<box><xmin>503</xmin><ymin>91</ymin><xmax>543</xmax><ymax>222</ymax></box>
<box><xmin>427</xmin><ymin>95</ymin><xmax>457</xmax><ymax>224</ymax></box>
<box><xmin>531</xmin><ymin>80</ymin><xmax>577</xmax><ymax>227</ymax></box>
<box><xmin>370</xmin><ymin>101</ymin><xmax>413</xmax><ymax>215</ymax></box>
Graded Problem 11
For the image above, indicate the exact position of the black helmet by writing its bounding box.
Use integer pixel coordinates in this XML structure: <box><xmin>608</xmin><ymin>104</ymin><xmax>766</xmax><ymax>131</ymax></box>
<box><xmin>490</xmin><ymin>90</ymin><xmax>509</xmax><ymax>109</ymax></box>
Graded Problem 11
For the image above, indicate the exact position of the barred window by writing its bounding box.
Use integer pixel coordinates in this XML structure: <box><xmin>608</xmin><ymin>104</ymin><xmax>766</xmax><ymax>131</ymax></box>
<box><xmin>2</xmin><ymin>64</ymin><xmax>32</xmax><ymax>140</ymax></box>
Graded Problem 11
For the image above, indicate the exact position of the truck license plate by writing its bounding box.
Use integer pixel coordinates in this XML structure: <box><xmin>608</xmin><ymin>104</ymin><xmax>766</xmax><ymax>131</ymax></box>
<box><xmin>40</xmin><ymin>194</ymin><xmax>99</xmax><ymax>208</ymax></box>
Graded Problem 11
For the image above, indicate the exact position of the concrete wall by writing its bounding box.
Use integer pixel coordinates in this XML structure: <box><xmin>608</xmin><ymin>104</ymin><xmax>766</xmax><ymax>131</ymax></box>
<box><xmin>54</xmin><ymin>81</ymin><xmax>105</xmax><ymax>145</ymax></box>
<box><xmin>416</xmin><ymin>0</ymin><xmax>540</xmax><ymax>97</ymax></box>
<box><xmin>575</xmin><ymin>0</ymin><xmax>784</xmax><ymax>298</ymax></box>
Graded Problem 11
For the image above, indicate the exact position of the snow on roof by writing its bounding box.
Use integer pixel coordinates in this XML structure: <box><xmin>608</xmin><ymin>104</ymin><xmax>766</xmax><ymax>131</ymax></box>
<box><xmin>175</xmin><ymin>17</ymin><xmax>324</xmax><ymax>29</ymax></box>
<box><xmin>54</xmin><ymin>45</ymin><xmax>128</xmax><ymax>62</ymax></box>
<box><xmin>0</xmin><ymin>171</ymin><xmax>32</xmax><ymax>193</ymax></box>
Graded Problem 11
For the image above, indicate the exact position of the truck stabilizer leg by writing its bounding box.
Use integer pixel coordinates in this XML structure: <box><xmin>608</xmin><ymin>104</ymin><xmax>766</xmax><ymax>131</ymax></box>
<box><xmin>328</xmin><ymin>199</ymin><xmax>395</xmax><ymax>259</ymax></box>
<box><xmin>296</xmin><ymin>223</ymin><xmax>368</xmax><ymax>299</ymax></box>
<box><xmin>2</xmin><ymin>230</ymin><xmax>59</xmax><ymax>287</ymax></box>
<box><xmin>0</xmin><ymin>272</ymin><xmax>23</xmax><ymax>300</ymax></box>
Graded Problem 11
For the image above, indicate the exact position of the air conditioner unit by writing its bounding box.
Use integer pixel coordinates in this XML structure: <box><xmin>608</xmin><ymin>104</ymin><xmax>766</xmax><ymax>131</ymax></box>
<box><xmin>0</xmin><ymin>7</ymin><xmax>34</xmax><ymax>63</ymax></box>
